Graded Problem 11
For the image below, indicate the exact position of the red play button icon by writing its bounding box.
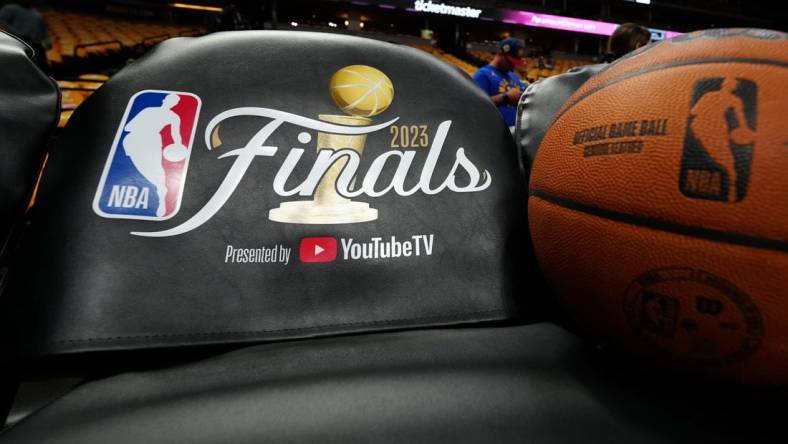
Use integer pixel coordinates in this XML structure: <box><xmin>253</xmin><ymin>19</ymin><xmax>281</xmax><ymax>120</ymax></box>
<box><xmin>299</xmin><ymin>237</ymin><xmax>338</xmax><ymax>263</ymax></box>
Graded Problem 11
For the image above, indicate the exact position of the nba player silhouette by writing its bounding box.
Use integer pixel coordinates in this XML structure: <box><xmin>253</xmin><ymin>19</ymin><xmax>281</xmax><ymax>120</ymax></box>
<box><xmin>122</xmin><ymin>93</ymin><xmax>182</xmax><ymax>216</ymax></box>
<box><xmin>689</xmin><ymin>78</ymin><xmax>755</xmax><ymax>201</ymax></box>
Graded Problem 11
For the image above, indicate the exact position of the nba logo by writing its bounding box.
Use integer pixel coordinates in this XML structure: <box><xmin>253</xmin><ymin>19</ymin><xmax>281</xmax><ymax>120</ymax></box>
<box><xmin>679</xmin><ymin>78</ymin><xmax>756</xmax><ymax>203</ymax></box>
<box><xmin>93</xmin><ymin>90</ymin><xmax>201</xmax><ymax>220</ymax></box>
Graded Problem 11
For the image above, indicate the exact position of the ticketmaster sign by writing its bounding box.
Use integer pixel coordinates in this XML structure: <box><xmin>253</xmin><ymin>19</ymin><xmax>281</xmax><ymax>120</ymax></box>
<box><xmin>413</xmin><ymin>0</ymin><xmax>482</xmax><ymax>18</ymax></box>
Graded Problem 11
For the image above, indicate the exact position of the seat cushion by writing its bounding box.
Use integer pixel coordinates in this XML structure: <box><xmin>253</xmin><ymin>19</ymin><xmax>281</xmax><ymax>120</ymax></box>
<box><xmin>515</xmin><ymin>64</ymin><xmax>604</xmax><ymax>172</ymax></box>
<box><xmin>1</xmin><ymin>323</ymin><xmax>784</xmax><ymax>443</ymax></box>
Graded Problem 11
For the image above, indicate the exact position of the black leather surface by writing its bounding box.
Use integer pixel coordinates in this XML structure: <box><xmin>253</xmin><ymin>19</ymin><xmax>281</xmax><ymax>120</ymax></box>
<box><xmin>1</xmin><ymin>323</ymin><xmax>783</xmax><ymax>443</ymax></box>
<box><xmin>515</xmin><ymin>64</ymin><xmax>604</xmax><ymax>172</ymax></box>
<box><xmin>0</xmin><ymin>30</ymin><xmax>58</xmax><ymax>256</ymax></box>
<box><xmin>1</xmin><ymin>31</ymin><xmax>531</xmax><ymax>356</ymax></box>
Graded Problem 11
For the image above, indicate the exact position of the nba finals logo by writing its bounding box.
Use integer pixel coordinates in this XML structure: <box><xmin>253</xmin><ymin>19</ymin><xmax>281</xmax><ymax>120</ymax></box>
<box><xmin>93</xmin><ymin>90</ymin><xmax>201</xmax><ymax>220</ymax></box>
<box><xmin>98</xmin><ymin>66</ymin><xmax>490</xmax><ymax>237</ymax></box>
<box><xmin>679</xmin><ymin>77</ymin><xmax>757</xmax><ymax>202</ymax></box>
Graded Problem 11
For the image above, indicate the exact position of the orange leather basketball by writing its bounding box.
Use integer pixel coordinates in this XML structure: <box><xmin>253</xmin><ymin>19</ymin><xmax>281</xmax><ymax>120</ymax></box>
<box><xmin>528</xmin><ymin>29</ymin><xmax>788</xmax><ymax>384</ymax></box>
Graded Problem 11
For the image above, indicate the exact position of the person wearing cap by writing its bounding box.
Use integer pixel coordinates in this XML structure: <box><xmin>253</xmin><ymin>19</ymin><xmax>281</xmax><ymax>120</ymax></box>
<box><xmin>472</xmin><ymin>37</ymin><xmax>528</xmax><ymax>129</ymax></box>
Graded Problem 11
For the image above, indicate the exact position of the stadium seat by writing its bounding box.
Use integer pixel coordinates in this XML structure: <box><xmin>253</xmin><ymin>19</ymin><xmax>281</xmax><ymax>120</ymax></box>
<box><xmin>41</xmin><ymin>8</ymin><xmax>204</xmax><ymax>67</ymax></box>
<box><xmin>409</xmin><ymin>43</ymin><xmax>479</xmax><ymax>77</ymax></box>
<box><xmin>0</xmin><ymin>31</ymin><xmax>784</xmax><ymax>443</ymax></box>
<box><xmin>57</xmin><ymin>75</ymin><xmax>106</xmax><ymax>127</ymax></box>
<box><xmin>0</xmin><ymin>30</ymin><xmax>58</xmax><ymax>261</ymax></box>
<box><xmin>516</xmin><ymin>63</ymin><xmax>605</xmax><ymax>170</ymax></box>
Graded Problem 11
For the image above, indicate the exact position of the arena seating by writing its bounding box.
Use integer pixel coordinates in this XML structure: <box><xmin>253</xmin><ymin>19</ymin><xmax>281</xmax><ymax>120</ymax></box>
<box><xmin>409</xmin><ymin>43</ymin><xmax>479</xmax><ymax>76</ymax></box>
<box><xmin>41</xmin><ymin>8</ymin><xmax>202</xmax><ymax>126</ymax></box>
<box><xmin>57</xmin><ymin>73</ymin><xmax>107</xmax><ymax>127</ymax></box>
<box><xmin>41</xmin><ymin>9</ymin><xmax>203</xmax><ymax>67</ymax></box>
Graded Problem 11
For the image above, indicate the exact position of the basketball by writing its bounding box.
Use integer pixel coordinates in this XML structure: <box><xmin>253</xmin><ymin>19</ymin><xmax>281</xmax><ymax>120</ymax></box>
<box><xmin>528</xmin><ymin>29</ymin><xmax>788</xmax><ymax>384</ymax></box>
<box><xmin>162</xmin><ymin>143</ymin><xmax>188</xmax><ymax>162</ymax></box>
<box><xmin>329</xmin><ymin>64</ymin><xmax>394</xmax><ymax>117</ymax></box>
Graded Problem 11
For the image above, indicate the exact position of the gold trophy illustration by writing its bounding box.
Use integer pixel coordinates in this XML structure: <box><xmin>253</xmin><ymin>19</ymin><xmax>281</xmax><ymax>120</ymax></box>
<box><xmin>269</xmin><ymin>65</ymin><xmax>394</xmax><ymax>224</ymax></box>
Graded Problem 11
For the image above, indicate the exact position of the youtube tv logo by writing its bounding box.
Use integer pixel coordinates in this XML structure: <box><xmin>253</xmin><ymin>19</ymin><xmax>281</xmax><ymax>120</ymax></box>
<box><xmin>299</xmin><ymin>237</ymin><xmax>337</xmax><ymax>263</ymax></box>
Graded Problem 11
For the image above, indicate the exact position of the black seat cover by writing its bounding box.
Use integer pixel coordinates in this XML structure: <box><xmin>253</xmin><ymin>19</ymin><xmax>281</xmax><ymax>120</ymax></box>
<box><xmin>0</xmin><ymin>31</ymin><xmax>530</xmax><ymax>356</ymax></box>
<box><xmin>0</xmin><ymin>30</ymin><xmax>58</xmax><ymax>256</ymax></box>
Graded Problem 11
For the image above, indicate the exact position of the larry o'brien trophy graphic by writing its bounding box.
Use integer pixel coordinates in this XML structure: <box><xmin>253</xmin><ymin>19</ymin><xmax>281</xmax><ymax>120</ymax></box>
<box><xmin>268</xmin><ymin>65</ymin><xmax>394</xmax><ymax>224</ymax></box>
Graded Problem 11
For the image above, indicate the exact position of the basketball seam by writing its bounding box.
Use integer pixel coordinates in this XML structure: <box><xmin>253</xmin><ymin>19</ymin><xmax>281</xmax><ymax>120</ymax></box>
<box><xmin>553</xmin><ymin>57</ymin><xmax>788</xmax><ymax>125</ymax></box>
<box><xmin>529</xmin><ymin>189</ymin><xmax>788</xmax><ymax>253</ymax></box>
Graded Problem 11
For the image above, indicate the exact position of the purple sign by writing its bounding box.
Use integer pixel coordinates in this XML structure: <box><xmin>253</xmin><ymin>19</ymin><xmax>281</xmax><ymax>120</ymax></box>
<box><xmin>501</xmin><ymin>9</ymin><xmax>682</xmax><ymax>40</ymax></box>
<box><xmin>372</xmin><ymin>1</ymin><xmax>684</xmax><ymax>40</ymax></box>
<box><xmin>502</xmin><ymin>10</ymin><xmax>620</xmax><ymax>36</ymax></box>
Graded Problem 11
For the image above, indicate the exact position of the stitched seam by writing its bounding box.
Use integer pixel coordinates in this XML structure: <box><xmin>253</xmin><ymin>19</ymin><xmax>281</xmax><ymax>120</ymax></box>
<box><xmin>51</xmin><ymin>309</ymin><xmax>507</xmax><ymax>345</ymax></box>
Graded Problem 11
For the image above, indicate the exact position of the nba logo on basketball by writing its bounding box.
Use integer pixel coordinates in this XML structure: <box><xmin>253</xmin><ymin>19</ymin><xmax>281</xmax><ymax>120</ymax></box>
<box><xmin>93</xmin><ymin>90</ymin><xmax>201</xmax><ymax>220</ymax></box>
<box><xmin>679</xmin><ymin>77</ymin><xmax>757</xmax><ymax>202</ymax></box>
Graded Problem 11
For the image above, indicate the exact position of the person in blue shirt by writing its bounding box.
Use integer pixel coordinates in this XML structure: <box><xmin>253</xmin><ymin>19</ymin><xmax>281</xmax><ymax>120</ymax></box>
<box><xmin>473</xmin><ymin>37</ymin><xmax>528</xmax><ymax>129</ymax></box>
